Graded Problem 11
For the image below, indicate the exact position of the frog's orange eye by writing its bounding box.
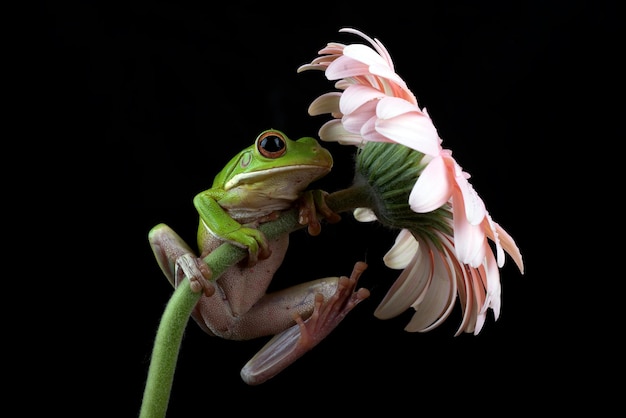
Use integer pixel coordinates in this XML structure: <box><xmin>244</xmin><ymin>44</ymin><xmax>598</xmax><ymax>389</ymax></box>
<box><xmin>257</xmin><ymin>131</ymin><xmax>287</xmax><ymax>158</ymax></box>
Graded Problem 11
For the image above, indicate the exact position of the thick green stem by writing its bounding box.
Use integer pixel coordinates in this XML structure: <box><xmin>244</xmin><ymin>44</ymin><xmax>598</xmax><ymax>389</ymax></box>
<box><xmin>139</xmin><ymin>278</ymin><xmax>198</xmax><ymax>418</ymax></box>
<box><xmin>325</xmin><ymin>184</ymin><xmax>374</xmax><ymax>214</ymax></box>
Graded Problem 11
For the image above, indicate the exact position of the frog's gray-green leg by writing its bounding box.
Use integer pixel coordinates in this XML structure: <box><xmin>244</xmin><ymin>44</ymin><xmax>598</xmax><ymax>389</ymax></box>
<box><xmin>148</xmin><ymin>223</ymin><xmax>214</xmax><ymax>296</ymax></box>
<box><xmin>240</xmin><ymin>261</ymin><xmax>370</xmax><ymax>385</ymax></box>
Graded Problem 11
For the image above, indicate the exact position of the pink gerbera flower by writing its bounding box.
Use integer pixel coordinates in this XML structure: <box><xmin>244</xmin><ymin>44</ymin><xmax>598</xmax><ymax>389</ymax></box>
<box><xmin>299</xmin><ymin>28</ymin><xmax>524</xmax><ymax>335</ymax></box>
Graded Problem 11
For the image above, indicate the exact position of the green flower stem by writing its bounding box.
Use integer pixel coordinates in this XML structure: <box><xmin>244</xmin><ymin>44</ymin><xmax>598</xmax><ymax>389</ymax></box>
<box><xmin>139</xmin><ymin>277</ymin><xmax>198</xmax><ymax>418</ymax></box>
<box><xmin>140</xmin><ymin>189</ymin><xmax>371</xmax><ymax>418</ymax></box>
<box><xmin>325</xmin><ymin>184</ymin><xmax>374</xmax><ymax>214</ymax></box>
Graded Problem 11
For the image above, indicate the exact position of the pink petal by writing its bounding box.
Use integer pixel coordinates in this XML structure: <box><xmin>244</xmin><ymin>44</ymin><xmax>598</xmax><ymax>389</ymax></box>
<box><xmin>479</xmin><ymin>248</ymin><xmax>501</xmax><ymax>320</ymax></box>
<box><xmin>452</xmin><ymin>192</ymin><xmax>487</xmax><ymax>267</ymax></box>
<box><xmin>454</xmin><ymin>169</ymin><xmax>486</xmax><ymax>225</ymax></box>
<box><xmin>325</xmin><ymin>55</ymin><xmax>372</xmax><ymax>81</ymax></box>
<box><xmin>342</xmin><ymin>43</ymin><xmax>391</xmax><ymax>69</ymax></box>
<box><xmin>494</xmin><ymin>222</ymin><xmax>524</xmax><ymax>274</ymax></box>
<box><xmin>483</xmin><ymin>215</ymin><xmax>505</xmax><ymax>267</ymax></box>
<box><xmin>375</xmin><ymin>98</ymin><xmax>441</xmax><ymax>156</ymax></box>
<box><xmin>366</xmin><ymin>63</ymin><xmax>408</xmax><ymax>90</ymax></box>
<box><xmin>468</xmin><ymin>266</ymin><xmax>486</xmax><ymax>334</ymax></box>
<box><xmin>340</xmin><ymin>84</ymin><xmax>386</xmax><ymax>115</ymax></box>
<box><xmin>342</xmin><ymin>101</ymin><xmax>378</xmax><ymax>134</ymax></box>
<box><xmin>409</xmin><ymin>155</ymin><xmax>452</xmax><ymax>213</ymax></box>
<box><xmin>360</xmin><ymin>115</ymin><xmax>391</xmax><ymax>143</ymax></box>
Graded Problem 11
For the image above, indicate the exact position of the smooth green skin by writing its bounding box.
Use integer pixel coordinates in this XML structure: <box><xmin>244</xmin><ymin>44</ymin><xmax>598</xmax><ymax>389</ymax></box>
<box><xmin>193</xmin><ymin>129</ymin><xmax>334</xmax><ymax>261</ymax></box>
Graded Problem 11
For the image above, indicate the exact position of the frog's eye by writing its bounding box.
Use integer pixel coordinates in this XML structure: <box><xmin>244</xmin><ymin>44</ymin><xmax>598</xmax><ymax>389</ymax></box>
<box><xmin>257</xmin><ymin>131</ymin><xmax>287</xmax><ymax>159</ymax></box>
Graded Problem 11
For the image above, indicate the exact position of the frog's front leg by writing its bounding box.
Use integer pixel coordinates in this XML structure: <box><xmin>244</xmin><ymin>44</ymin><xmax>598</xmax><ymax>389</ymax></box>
<box><xmin>296</xmin><ymin>189</ymin><xmax>341</xmax><ymax>236</ymax></box>
<box><xmin>148</xmin><ymin>223</ymin><xmax>215</xmax><ymax>297</ymax></box>
<box><xmin>240</xmin><ymin>261</ymin><xmax>371</xmax><ymax>385</ymax></box>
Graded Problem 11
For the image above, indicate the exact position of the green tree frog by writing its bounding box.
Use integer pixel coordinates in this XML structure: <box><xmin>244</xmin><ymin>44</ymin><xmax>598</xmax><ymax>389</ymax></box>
<box><xmin>149</xmin><ymin>129</ymin><xmax>370</xmax><ymax>385</ymax></box>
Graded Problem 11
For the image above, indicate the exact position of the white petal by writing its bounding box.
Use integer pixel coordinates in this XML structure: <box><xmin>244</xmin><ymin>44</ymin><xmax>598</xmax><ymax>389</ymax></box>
<box><xmin>308</xmin><ymin>92</ymin><xmax>341</xmax><ymax>116</ymax></box>
<box><xmin>383</xmin><ymin>229</ymin><xmax>419</xmax><ymax>269</ymax></box>
<box><xmin>318</xmin><ymin>120</ymin><xmax>364</xmax><ymax>146</ymax></box>
<box><xmin>374</xmin><ymin>237</ymin><xmax>433</xmax><ymax>320</ymax></box>
<box><xmin>404</xmin><ymin>247</ymin><xmax>457</xmax><ymax>332</ymax></box>
<box><xmin>353</xmin><ymin>207</ymin><xmax>377</xmax><ymax>222</ymax></box>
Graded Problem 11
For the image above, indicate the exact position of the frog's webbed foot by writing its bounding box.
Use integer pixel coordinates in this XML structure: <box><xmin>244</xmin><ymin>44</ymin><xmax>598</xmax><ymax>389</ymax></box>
<box><xmin>240</xmin><ymin>261</ymin><xmax>370</xmax><ymax>385</ymax></box>
<box><xmin>297</xmin><ymin>189</ymin><xmax>341</xmax><ymax>236</ymax></box>
<box><xmin>176</xmin><ymin>253</ymin><xmax>215</xmax><ymax>297</ymax></box>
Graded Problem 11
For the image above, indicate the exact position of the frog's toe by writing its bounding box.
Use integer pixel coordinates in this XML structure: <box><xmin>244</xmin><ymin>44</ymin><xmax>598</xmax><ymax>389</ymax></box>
<box><xmin>176</xmin><ymin>254</ymin><xmax>215</xmax><ymax>296</ymax></box>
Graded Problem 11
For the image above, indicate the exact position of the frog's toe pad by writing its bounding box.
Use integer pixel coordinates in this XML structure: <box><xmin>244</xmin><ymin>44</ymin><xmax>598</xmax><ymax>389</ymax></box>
<box><xmin>176</xmin><ymin>254</ymin><xmax>215</xmax><ymax>296</ymax></box>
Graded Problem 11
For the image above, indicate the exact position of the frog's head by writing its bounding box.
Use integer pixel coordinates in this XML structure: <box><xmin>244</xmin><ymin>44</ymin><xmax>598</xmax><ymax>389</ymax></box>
<box><xmin>214</xmin><ymin>129</ymin><xmax>333</xmax><ymax>199</ymax></box>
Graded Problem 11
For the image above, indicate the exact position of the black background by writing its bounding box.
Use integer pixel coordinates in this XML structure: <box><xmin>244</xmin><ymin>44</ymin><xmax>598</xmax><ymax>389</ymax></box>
<box><xmin>36</xmin><ymin>1</ymin><xmax>620</xmax><ymax>416</ymax></box>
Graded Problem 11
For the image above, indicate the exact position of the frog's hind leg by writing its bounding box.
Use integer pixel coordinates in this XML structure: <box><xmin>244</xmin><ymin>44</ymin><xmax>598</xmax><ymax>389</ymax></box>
<box><xmin>148</xmin><ymin>223</ymin><xmax>195</xmax><ymax>286</ymax></box>
<box><xmin>240</xmin><ymin>261</ymin><xmax>370</xmax><ymax>385</ymax></box>
<box><xmin>148</xmin><ymin>223</ymin><xmax>213</xmax><ymax>297</ymax></box>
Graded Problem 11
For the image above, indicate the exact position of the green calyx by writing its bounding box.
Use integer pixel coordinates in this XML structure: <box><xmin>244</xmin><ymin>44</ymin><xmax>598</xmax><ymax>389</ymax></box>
<box><xmin>354</xmin><ymin>141</ymin><xmax>453</xmax><ymax>245</ymax></box>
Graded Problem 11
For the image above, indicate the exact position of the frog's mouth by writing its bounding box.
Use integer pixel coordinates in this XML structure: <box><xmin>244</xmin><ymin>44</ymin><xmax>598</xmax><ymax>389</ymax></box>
<box><xmin>225</xmin><ymin>164</ymin><xmax>332</xmax><ymax>191</ymax></box>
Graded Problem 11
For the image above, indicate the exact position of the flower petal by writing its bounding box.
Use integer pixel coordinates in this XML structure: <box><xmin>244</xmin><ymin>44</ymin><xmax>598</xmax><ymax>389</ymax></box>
<box><xmin>353</xmin><ymin>207</ymin><xmax>377</xmax><ymax>222</ymax></box>
<box><xmin>404</xmin><ymin>246</ymin><xmax>457</xmax><ymax>332</ymax></box>
<box><xmin>342</xmin><ymin>101</ymin><xmax>378</xmax><ymax>134</ymax></box>
<box><xmin>409</xmin><ymin>155</ymin><xmax>452</xmax><ymax>213</ymax></box>
<box><xmin>325</xmin><ymin>54</ymin><xmax>372</xmax><ymax>81</ymax></box>
<box><xmin>375</xmin><ymin>236</ymin><xmax>433</xmax><ymax>320</ymax></box>
<box><xmin>492</xmin><ymin>222</ymin><xmax>524</xmax><ymax>274</ymax></box>
<box><xmin>383</xmin><ymin>229</ymin><xmax>419</xmax><ymax>269</ymax></box>
<box><xmin>479</xmin><ymin>248</ymin><xmax>501</xmax><ymax>321</ymax></box>
<box><xmin>318</xmin><ymin>120</ymin><xmax>364</xmax><ymax>145</ymax></box>
<box><xmin>341</xmin><ymin>43</ymin><xmax>391</xmax><ymax>71</ymax></box>
<box><xmin>340</xmin><ymin>84</ymin><xmax>386</xmax><ymax>115</ymax></box>
<box><xmin>452</xmin><ymin>194</ymin><xmax>487</xmax><ymax>268</ymax></box>
<box><xmin>375</xmin><ymin>97</ymin><xmax>441</xmax><ymax>156</ymax></box>
<box><xmin>455</xmin><ymin>168</ymin><xmax>486</xmax><ymax>225</ymax></box>
<box><xmin>308</xmin><ymin>92</ymin><xmax>342</xmax><ymax>117</ymax></box>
